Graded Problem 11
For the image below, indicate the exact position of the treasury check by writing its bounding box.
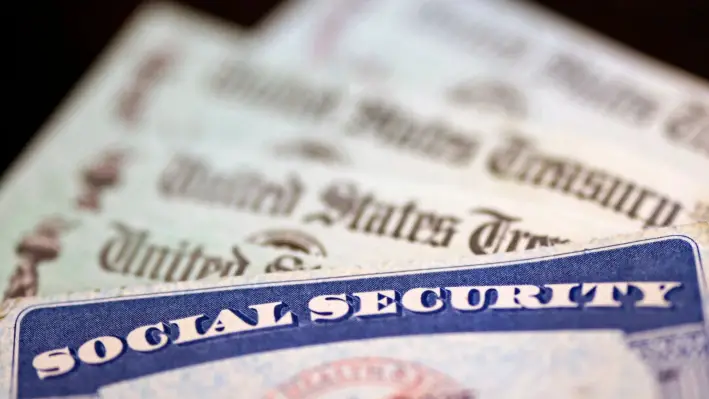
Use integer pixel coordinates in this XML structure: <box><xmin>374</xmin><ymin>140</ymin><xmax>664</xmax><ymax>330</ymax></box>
<box><xmin>255</xmin><ymin>0</ymin><xmax>709</xmax><ymax>174</ymax></box>
<box><xmin>7</xmin><ymin>2</ymin><xmax>703</xmax><ymax>236</ymax></box>
<box><xmin>0</xmin><ymin>131</ymin><xmax>614</xmax><ymax>301</ymax></box>
<box><xmin>0</xmin><ymin>211</ymin><xmax>329</xmax><ymax>302</ymax></box>
<box><xmin>212</xmin><ymin>95</ymin><xmax>708</xmax><ymax>230</ymax></box>
<box><xmin>1</xmin><ymin>223</ymin><xmax>707</xmax><ymax>398</ymax></box>
<box><xmin>0</xmin><ymin>4</ymin><xmax>310</xmax><ymax>300</ymax></box>
<box><xmin>140</xmin><ymin>49</ymin><xmax>706</xmax><ymax>229</ymax></box>
<box><xmin>98</xmin><ymin>331</ymin><xmax>656</xmax><ymax>399</ymax></box>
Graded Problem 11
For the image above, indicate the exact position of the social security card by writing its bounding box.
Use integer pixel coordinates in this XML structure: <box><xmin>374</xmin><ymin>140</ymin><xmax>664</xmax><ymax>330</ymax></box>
<box><xmin>98</xmin><ymin>331</ymin><xmax>657</xmax><ymax>399</ymax></box>
<box><xmin>1</xmin><ymin>223</ymin><xmax>707</xmax><ymax>398</ymax></box>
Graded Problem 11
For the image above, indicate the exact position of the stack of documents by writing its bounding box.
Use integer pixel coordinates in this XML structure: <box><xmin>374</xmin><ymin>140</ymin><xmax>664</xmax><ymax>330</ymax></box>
<box><xmin>0</xmin><ymin>1</ymin><xmax>707</xmax><ymax>397</ymax></box>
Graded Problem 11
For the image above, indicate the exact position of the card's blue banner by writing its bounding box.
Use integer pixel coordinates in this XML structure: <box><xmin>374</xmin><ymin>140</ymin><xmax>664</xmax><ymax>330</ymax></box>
<box><xmin>10</xmin><ymin>236</ymin><xmax>707</xmax><ymax>398</ymax></box>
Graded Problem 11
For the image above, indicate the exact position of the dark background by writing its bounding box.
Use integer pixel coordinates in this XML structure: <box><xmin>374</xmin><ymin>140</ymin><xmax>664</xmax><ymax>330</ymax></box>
<box><xmin>10</xmin><ymin>0</ymin><xmax>709</xmax><ymax>175</ymax></box>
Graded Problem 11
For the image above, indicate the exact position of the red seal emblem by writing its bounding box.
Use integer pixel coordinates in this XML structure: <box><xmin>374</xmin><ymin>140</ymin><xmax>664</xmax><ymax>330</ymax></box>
<box><xmin>264</xmin><ymin>357</ymin><xmax>475</xmax><ymax>399</ymax></box>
